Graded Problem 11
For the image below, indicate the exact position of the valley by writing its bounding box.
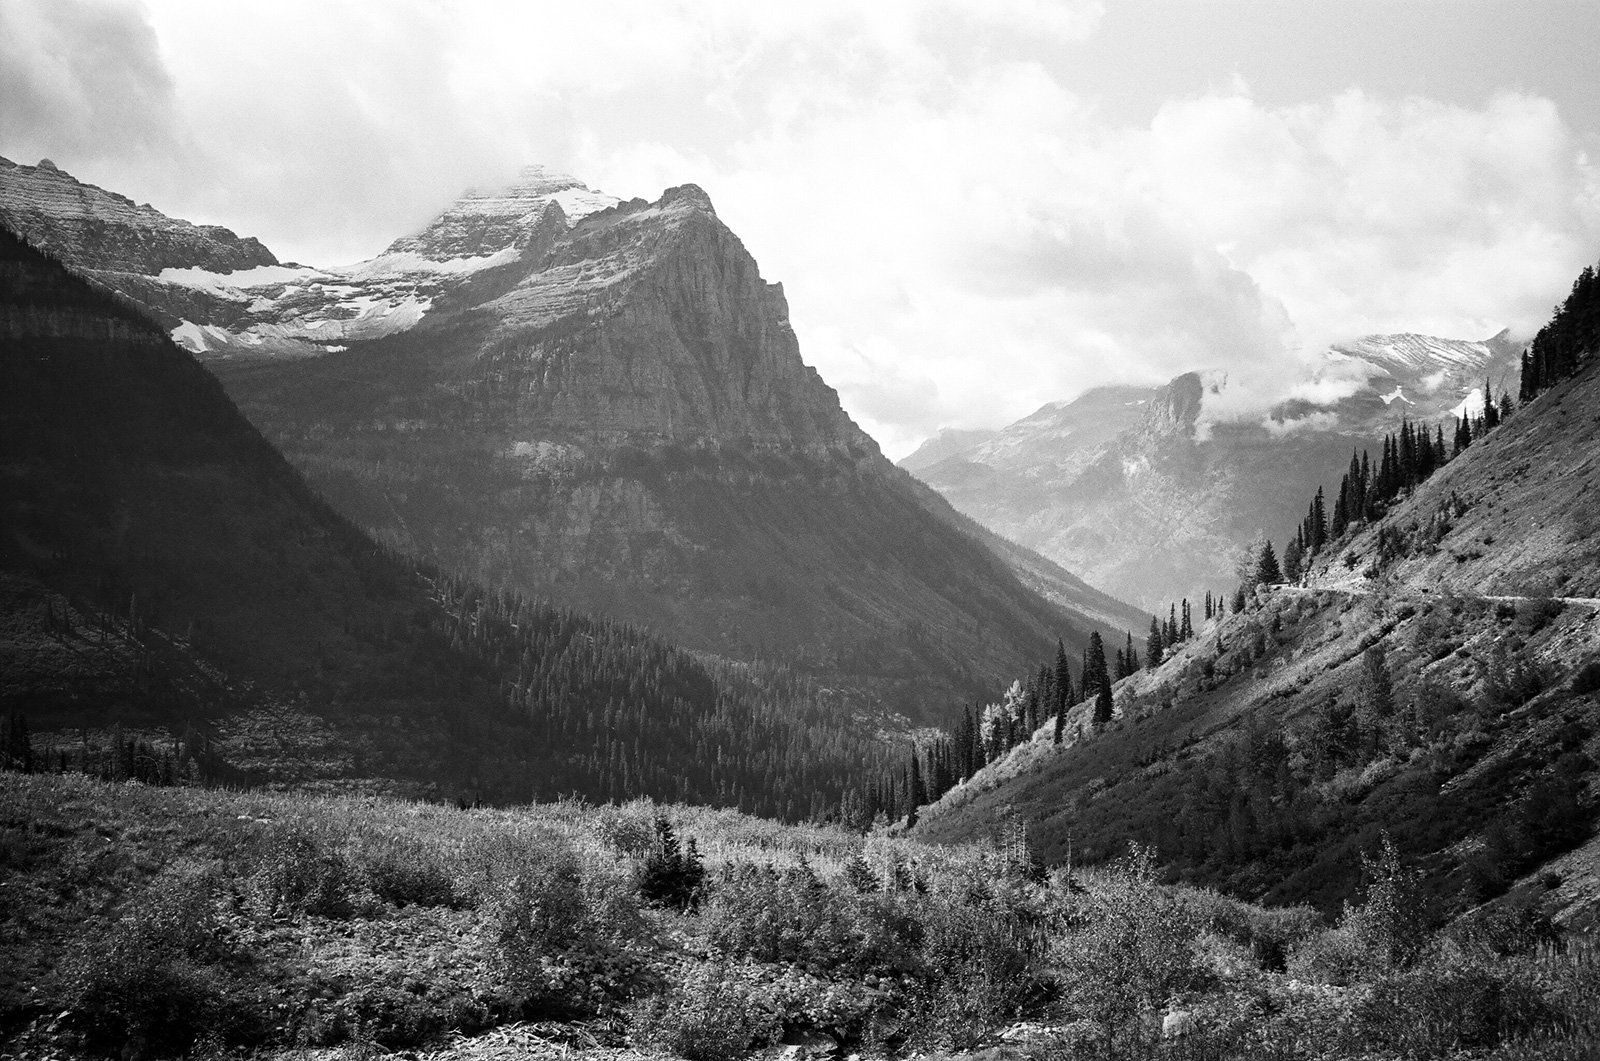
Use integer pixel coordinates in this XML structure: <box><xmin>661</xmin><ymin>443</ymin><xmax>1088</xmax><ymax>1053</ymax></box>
<box><xmin>2</xmin><ymin>132</ymin><xmax>1600</xmax><ymax>1061</ymax></box>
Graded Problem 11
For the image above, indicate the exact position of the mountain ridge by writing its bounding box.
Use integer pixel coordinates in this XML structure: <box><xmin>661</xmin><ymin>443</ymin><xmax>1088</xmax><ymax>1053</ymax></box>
<box><xmin>0</xmin><ymin>160</ymin><xmax>1137</xmax><ymax>718</ymax></box>
<box><xmin>903</xmin><ymin>334</ymin><xmax>1522</xmax><ymax>608</ymax></box>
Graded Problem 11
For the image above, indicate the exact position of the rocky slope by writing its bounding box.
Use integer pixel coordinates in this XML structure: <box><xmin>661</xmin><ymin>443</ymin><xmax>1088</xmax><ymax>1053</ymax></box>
<box><xmin>904</xmin><ymin>335</ymin><xmax>1523</xmax><ymax>609</ymax></box>
<box><xmin>913</xmin><ymin>332</ymin><xmax>1600</xmax><ymax>924</ymax></box>
<box><xmin>1</xmin><ymin>160</ymin><xmax>1134</xmax><ymax>715</ymax></box>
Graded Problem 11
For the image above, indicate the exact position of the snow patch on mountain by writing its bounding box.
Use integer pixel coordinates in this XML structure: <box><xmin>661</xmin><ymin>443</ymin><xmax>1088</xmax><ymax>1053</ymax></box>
<box><xmin>344</xmin><ymin>247</ymin><xmax>522</xmax><ymax>278</ymax></box>
<box><xmin>1451</xmin><ymin>389</ymin><xmax>1486</xmax><ymax>420</ymax></box>
<box><xmin>158</xmin><ymin>263</ymin><xmax>325</xmax><ymax>296</ymax></box>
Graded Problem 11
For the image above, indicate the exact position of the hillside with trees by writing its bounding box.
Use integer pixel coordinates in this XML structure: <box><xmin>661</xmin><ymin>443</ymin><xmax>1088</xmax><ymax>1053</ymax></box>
<box><xmin>0</xmin><ymin>225</ymin><xmax>895</xmax><ymax>819</ymax></box>
<box><xmin>914</xmin><ymin>258</ymin><xmax>1600</xmax><ymax>933</ymax></box>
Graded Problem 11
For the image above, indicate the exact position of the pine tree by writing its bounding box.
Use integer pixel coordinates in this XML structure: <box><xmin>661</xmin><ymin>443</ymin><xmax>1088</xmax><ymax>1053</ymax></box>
<box><xmin>1283</xmin><ymin>534</ymin><xmax>1304</xmax><ymax>583</ymax></box>
<box><xmin>1086</xmin><ymin>632</ymin><xmax>1113</xmax><ymax>729</ymax></box>
<box><xmin>1255</xmin><ymin>539</ymin><xmax>1283</xmax><ymax>586</ymax></box>
<box><xmin>1054</xmin><ymin>640</ymin><xmax>1073</xmax><ymax>718</ymax></box>
<box><xmin>1124</xmin><ymin>630</ymin><xmax>1139</xmax><ymax>677</ymax></box>
<box><xmin>1146</xmin><ymin>615</ymin><xmax>1164</xmax><ymax>670</ymax></box>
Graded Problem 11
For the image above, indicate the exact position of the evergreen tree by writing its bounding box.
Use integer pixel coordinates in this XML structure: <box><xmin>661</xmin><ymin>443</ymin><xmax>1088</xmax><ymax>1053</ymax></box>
<box><xmin>1086</xmin><ymin>632</ymin><xmax>1113</xmax><ymax>729</ymax></box>
<box><xmin>1283</xmin><ymin>533</ymin><xmax>1304</xmax><ymax>583</ymax></box>
<box><xmin>1124</xmin><ymin>630</ymin><xmax>1139</xmax><ymax>677</ymax></box>
<box><xmin>1054</xmin><ymin>640</ymin><xmax>1073</xmax><ymax>718</ymax></box>
<box><xmin>1255</xmin><ymin>539</ymin><xmax>1283</xmax><ymax>586</ymax></box>
<box><xmin>1146</xmin><ymin>615</ymin><xmax>1164</xmax><ymax>670</ymax></box>
<box><xmin>1231</xmin><ymin>585</ymin><xmax>1248</xmax><ymax>613</ymax></box>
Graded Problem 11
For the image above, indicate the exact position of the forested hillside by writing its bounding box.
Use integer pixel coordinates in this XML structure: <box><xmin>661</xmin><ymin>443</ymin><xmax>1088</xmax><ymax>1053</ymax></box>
<box><xmin>0</xmin><ymin>225</ymin><xmax>894</xmax><ymax>818</ymax></box>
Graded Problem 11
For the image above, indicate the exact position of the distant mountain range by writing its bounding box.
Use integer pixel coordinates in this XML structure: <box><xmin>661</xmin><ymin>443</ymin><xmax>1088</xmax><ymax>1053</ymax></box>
<box><xmin>900</xmin><ymin>331</ymin><xmax>1524</xmax><ymax>609</ymax></box>
<box><xmin>0</xmin><ymin>156</ymin><xmax>1143</xmax><ymax>720</ymax></box>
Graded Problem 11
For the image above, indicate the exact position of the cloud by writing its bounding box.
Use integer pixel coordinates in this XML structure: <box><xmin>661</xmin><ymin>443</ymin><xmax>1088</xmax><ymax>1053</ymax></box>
<box><xmin>0</xmin><ymin>0</ymin><xmax>181</xmax><ymax>164</ymax></box>
<box><xmin>4</xmin><ymin>2</ymin><xmax>1598</xmax><ymax>460</ymax></box>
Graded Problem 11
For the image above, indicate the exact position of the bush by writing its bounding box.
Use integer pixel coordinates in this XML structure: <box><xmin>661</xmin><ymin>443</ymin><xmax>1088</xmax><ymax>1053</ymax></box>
<box><xmin>473</xmin><ymin>829</ymin><xmax>652</xmax><ymax>1016</ymax></box>
<box><xmin>247</xmin><ymin>821</ymin><xmax>358</xmax><ymax>918</ymax></box>
<box><xmin>60</xmin><ymin>866</ymin><xmax>250</xmax><ymax>1058</ymax></box>
<box><xmin>629</xmin><ymin>959</ymin><xmax>780</xmax><ymax>1061</ymax></box>
<box><xmin>357</xmin><ymin>834</ymin><xmax>455</xmax><ymax>908</ymax></box>
<box><xmin>1357</xmin><ymin>958</ymin><xmax>1556</xmax><ymax>1057</ymax></box>
<box><xmin>1052</xmin><ymin>844</ymin><xmax>1206</xmax><ymax>1042</ymax></box>
<box><xmin>704</xmin><ymin>861</ymin><xmax>855</xmax><ymax>971</ymax></box>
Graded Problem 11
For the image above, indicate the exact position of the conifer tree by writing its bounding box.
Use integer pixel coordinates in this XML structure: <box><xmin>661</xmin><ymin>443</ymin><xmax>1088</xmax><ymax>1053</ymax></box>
<box><xmin>1086</xmin><ymin>632</ymin><xmax>1113</xmax><ymax>729</ymax></box>
<box><xmin>1283</xmin><ymin>534</ymin><xmax>1304</xmax><ymax>583</ymax></box>
<box><xmin>1124</xmin><ymin>630</ymin><xmax>1139</xmax><ymax>676</ymax></box>
<box><xmin>1054</xmin><ymin>640</ymin><xmax>1073</xmax><ymax>717</ymax></box>
<box><xmin>1255</xmin><ymin>539</ymin><xmax>1283</xmax><ymax>586</ymax></box>
<box><xmin>1146</xmin><ymin>615</ymin><xmax>1164</xmax><ymax>670</ymax></box>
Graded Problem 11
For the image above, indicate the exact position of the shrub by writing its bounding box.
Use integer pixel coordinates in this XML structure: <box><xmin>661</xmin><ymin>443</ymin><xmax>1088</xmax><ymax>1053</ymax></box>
<box><xmin>1356</xmin><ymin>958</ymin><xmax>1556</xmax><ymax>1057</ymax></box>
<box><xmin>473</xmin><ymin>829</ymin><xmax>652</xmax><ymax>1016</ymax></box>
<box><xmin>704</xmin><ymin>861</ymin><xmax>853</xmax><ymax>971</ymax></box>
<box><xmin>357</xmin><ymin>834</ymin><xmax>455</xmax><ymax>908</ymax></box>
<box><xmin>247</xmin><ymin>821</ymin><xmax>358</xmax><ymax>918</ymax></box>
<box><xmin>1052</xmin><ymin>843</ymin><xmax>1206</xmax><ymax>1043</ymax></box>
<box><xmin>60</xmin><ymin>866</ymin><xmax>250</xmax><ymax>1057</ymax></box>
<box><xmin>629</xmin><ymin>959</ymin><xmax>780</xmax><ymax>1061</ymax></box>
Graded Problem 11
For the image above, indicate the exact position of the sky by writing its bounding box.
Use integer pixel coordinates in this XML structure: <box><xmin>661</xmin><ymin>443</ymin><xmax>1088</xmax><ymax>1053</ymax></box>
<box><xmin>3</xmin><ymin>0</ymin><xmax>1599</xmax><ymax>458</ymax></box>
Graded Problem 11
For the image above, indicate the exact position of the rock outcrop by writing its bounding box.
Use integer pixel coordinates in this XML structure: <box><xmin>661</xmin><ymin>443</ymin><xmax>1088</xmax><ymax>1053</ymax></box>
<box><xmin>0</xmin><ymin>156</ymin><xmax>278</xmax><ymax>275</ymax></box>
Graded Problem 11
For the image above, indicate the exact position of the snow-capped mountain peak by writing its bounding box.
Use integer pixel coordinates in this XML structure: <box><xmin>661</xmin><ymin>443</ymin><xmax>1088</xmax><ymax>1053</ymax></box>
<box><xmin>383</xmin><ymin>165</ymin><xmax>620</xmax><ymax>261</ymax></box>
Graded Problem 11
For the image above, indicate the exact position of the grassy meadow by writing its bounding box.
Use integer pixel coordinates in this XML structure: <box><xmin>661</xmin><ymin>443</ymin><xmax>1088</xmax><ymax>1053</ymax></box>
<box><xmin>3</xmin><ymin>770</ymin><xmax>1600</xmax><ymax>1061</ymax></box>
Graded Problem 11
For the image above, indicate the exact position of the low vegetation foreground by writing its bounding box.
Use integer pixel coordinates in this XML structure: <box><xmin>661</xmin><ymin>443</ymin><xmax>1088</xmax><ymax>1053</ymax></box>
<box><xmin>4</xmin><ymin>771</ymin><xmax>1600</xmax><ymax>1061</ymax></box>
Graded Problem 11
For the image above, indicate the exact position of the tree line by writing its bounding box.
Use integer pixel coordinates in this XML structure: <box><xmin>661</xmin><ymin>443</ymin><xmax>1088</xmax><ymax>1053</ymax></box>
<box><xmin>1521</xmin><ymin>261</ymin><xmax>1600</xmax><ymax>403</ymax></box>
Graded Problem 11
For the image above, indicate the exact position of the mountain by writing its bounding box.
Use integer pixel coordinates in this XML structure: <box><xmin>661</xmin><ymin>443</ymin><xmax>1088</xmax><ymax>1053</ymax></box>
<box><xmin>0</xmin><ymin>225</ymin><xmax>897</xmax><ymax>813</ymax></box>
<box><xmin>0</xmin><ymin>158</ymin><xmax>1137</xmax><ymax>717</ymax></box>
<box><xmin>912</xmin><ymin>310</ymin><xmax>1600</xmax><ymax>926</ymax></box>
<box><xmin>904</xmin><ymin>336</ymin><xmax>1522</xmax><ymax>610</ymax></box>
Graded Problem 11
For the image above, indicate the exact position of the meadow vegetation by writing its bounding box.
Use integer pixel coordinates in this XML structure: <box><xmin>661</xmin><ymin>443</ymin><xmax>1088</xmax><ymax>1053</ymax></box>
<box><xmin>5</xmin><ymin>772</ymin><xmax>1600</xmax><ymax>1060</ymax></box>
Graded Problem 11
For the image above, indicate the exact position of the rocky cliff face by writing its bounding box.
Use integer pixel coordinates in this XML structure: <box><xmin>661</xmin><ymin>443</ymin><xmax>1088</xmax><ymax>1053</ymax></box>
<box><xmin>0</xmin><ymin>157</ymin><xmax>278</xmax><ymax>275</ymax></box>
<box><xmin>905</xmin><ymin>337</ymin><xmax>1522</xmax><ymax>610</ymax></box>
<box><xmin>476</xmin><ymin>185</ymin><xmax>876</xmax><ymax>456</ymax></box>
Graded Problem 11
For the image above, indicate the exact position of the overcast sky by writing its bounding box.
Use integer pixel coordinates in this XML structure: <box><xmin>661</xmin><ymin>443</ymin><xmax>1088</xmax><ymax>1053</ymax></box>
<box><xmin>4</xmin><ymin>0</ymin><xmax>1599</xmax><ymax>457</ymax></box>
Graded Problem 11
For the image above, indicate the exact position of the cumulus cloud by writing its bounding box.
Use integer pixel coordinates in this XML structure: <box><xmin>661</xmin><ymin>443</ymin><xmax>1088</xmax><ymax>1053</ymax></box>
<box><xmin>3</xmin><ymin>1</ymin><xmax>1598</xmax><ymax>458</ymax></box>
